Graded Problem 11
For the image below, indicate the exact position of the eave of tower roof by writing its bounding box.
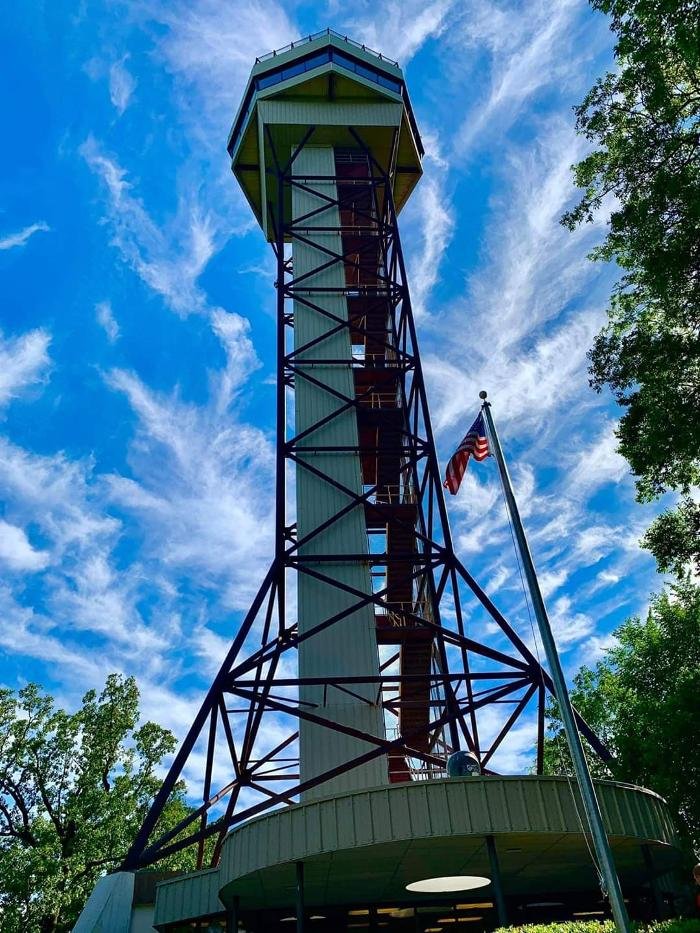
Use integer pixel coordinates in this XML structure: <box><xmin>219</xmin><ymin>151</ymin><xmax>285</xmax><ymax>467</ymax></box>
<box><xmin>227</xmin><ymin>31</ymin><xmax>423</xmax><ymax>162</ymax></box>
<box><xmin>229</xmin><ymin>38</ymin><xmax>423</xmax><ymax>237</ymax></box>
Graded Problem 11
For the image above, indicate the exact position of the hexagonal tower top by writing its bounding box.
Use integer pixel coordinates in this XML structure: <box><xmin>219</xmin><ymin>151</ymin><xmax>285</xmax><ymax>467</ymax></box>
<box><xmin>228</xmin><ymin>28</ymin><xmax>424</xmax><ymax>240</ymax></box>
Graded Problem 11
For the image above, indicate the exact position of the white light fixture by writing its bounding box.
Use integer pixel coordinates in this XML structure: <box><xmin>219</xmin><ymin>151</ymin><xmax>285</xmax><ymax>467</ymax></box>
<box><xmin>406</xmin><ymin>876</ymin><xmax>491</xmax><ymax>894</ymax></box>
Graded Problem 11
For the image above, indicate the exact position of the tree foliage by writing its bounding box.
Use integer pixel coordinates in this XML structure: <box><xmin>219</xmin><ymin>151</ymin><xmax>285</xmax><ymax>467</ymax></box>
<box><xmin>543</xmin><ymin>582</ymin><xmax>700</xmax><ymax>853</ymax></box>
<box><xmin>0</xmin><ymin>674</ymin><xmax>194</xmax><ymax>933</ymax></box>
<box><xmin>642</xmin><ymin>495</ymin><xmax>700</xmax><ymax>578</ymax></box>
<box><xmin>562</xmin><ymin>0</ymin><xmax>700</xmax><ymax>574</ymax></box>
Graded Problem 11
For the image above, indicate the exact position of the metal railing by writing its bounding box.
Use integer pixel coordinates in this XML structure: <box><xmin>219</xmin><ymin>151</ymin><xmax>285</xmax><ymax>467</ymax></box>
<box><xmin>355</xmin><ymin>390</ymin><xmax>399</xmax><ymax>408</ymax></box>
<box><xmin>255</xmin><ymin>28</ymin><xmax>399</xmax><ymax>67</ymax></box>
<box><xmin>365</xmin><ymin>483</ymin><xmax>417</xmax><ymax>504</ymax></box>
<box><xmin>385</xmin><ymin>728</ymin><xmax>448</xmax><ymax>781</ymax></box>
<box><xmin>376</xmin><ymin>598</ymin><xmax>434</xmax><ymax>625</ymax></box>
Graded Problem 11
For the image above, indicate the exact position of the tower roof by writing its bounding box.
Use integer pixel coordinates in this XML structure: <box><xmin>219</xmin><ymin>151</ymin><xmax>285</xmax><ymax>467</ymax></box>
<box><xmin>228</xmin><ymin>29</ymin><xmax>424</xmax><ymax>236</ymax></box>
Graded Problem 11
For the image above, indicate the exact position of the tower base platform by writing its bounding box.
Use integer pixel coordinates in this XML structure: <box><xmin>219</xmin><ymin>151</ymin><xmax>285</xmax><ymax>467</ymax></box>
<box><xmin>151</xmin><ymin>776</ymin><xmax>683</xmax><ymax>931</ymax></box>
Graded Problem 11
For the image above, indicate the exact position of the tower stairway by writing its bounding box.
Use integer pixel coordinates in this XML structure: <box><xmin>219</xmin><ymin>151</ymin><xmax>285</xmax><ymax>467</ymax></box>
<box><xmin>337</xmin><ymin>149</ymin><xmax>434</xmax><ymax>773</ymax></box>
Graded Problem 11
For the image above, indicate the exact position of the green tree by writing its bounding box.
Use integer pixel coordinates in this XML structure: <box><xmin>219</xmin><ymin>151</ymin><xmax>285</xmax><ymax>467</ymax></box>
<box><xmin>562</xmin><ymin>0</ymin><xmax>700</xmax><ymax>575</ymax></box>
<box><xmin>0</xmin><ymin>674</ymin><xmax>194</xmax><ymax>933</ymax></box>
<box><xmin>543</xmin><ymin>583</ymin><xmax>700</xmax><ymax>853</ymax></box>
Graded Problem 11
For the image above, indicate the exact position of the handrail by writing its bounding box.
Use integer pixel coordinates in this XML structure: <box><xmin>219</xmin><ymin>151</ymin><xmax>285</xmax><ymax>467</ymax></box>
<box><xmin>255</xmin><ymin>28</ymin><xmax>399</xmax><ymax>68</ymax></box>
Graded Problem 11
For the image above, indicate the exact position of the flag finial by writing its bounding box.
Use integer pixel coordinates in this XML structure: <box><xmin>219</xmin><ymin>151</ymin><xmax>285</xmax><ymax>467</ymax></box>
<box><xmin>479</xmin><ymin>390</ymin><xmax>488</xmax><ymax>400</ymax></box>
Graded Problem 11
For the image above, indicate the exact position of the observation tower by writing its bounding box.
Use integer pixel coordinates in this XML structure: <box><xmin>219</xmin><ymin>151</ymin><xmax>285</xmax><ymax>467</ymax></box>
<box><xmin>75</xmin><ymin>29</ymin><xmax>683</xmax><ymax>933</ymax></box>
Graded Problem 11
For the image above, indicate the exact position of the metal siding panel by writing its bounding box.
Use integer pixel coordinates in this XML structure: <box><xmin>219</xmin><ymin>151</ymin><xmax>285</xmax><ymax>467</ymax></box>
<box><xmin>292</xmin><ymin>145</ymin><xmax>386</xmax><ymax>800</ymax></box>
<box><xmin>484</xmin><ymin>779</ymin><xmax>506</xmax><ymax>832</ymax></box>
<box><xmin>446</xmin><ymin>780</ymin><xmax>470</xmax><ymax>833</ymax></box>
<box><xmin>320</xmin><ymin>797</ymin><xmax>338</xmax><ymax>852</ymax></box>
<box><xmin>337</xmin><ymin>794</ymin><xmax>356</xmax><ymax>848</ymax></box>
<box><xmin>291</xmin><ymin>807</ymin><xmax>306</xmax><ymax>854</ymax></box>
<box><xmin>552</xmin><ymin>779</ymin><xmax>572</xmax><ymax>832</ymax></box>
<box><xmin>618</xmin><ymin>786</ymin><xmax>639</xmax><ymax>836</ymax></box>
<box><xmin>154</xmin><ymin>869</ymin><xmax>223</xmax><ymax>926</ymax></box>
<box><xmin>631</xmin><ymin>788</ymin><xmax>652</xmax><ymax>838</ymax></box>
<box><xmin>509</xmin><ymin>778</ymin><xmax>529</xmax><ymax>830</ymax></box>
<box><xmin>606</xmin><ymin>782</ymin><xmax>627</xmax><ymax>835</ymax></box>
<box><xmin>369</xmin><ymin>787</ymin><xmax>392</xmax><ymax>841</ymax></box>
<box><xmin>408</xmin><ymin>784</ymin><xmax>431</xmax><ymax>837</ymax></box>
<box><xmin>426</xmin><ymin>782</ymin><xmax>452</xmax><ymax>836</ymax></box>
<box><xmin>278</xmin><ymin>809</ymin><xmax>293</xmax><ymax>862</ymax></box>
<box><xmin>304</xmin><ymin>800</ymin><xmax>320</xmax><ymax>853</ymax></box>
<box><xmin>388</xmin><ymin>785</ymin><xmax>409</xmax><ymax>840</ymax></box>
<box><xmin>260</xmin><ymin>100</ymin><xmax>403</xmax><ymax>128</ymax></box>
<box><xmin>170</xmin><ymin>880</ymin><xmax>182</xmax><ymax>919</ymax></box>
<box><xmin>469</xmin><ymin>778</ymin><xmax>492</xmax><ymax>833</ymax></box>
<box><xmin>354</xmin><ymin>792</ymin><xmax>374</xmax><ymax>846</ymax></box>
<box><xmin>532</xmin><ymin>777</ymin><xmax>549</xmax><ymax>831</ymax></box>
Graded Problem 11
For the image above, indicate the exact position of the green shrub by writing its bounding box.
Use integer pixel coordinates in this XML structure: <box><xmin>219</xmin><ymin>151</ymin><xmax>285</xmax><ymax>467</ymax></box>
<box><xmin>495</xmin><ymin>921</ymin><xmax>700</xmax><ymax>933</ymax></box>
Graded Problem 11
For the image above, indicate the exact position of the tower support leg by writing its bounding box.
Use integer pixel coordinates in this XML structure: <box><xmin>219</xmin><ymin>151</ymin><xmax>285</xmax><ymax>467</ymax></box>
<box><xmin>486</xmin><ymin>834</ymin><xmax>508</xmax><ymax>927</ymax></box>
<box><xmin>642</xmin><ymin>844</ymin><xmax>665</xmax><ymax>919</ymax></box>
<box><xmin>296</xmin><ymin>861</ymin><xmax>305</xmax><ymax>933</ymax></box>
<box><xmin>226</xmin><ymin>897</ymin><xmax>239</xmax><ymax>933</ymax></box>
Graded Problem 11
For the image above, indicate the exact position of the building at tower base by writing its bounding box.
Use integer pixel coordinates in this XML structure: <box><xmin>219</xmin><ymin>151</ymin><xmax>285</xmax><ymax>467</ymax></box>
<box><xmin>151</xmin><ymin>778</ymin><xmax>681</xmax><ymax>931</ymax></box>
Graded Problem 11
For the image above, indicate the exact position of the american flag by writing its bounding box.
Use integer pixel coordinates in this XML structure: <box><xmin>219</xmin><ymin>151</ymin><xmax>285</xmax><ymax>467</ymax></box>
<box><xmin>443</xmin><ymin>412</ymin><xmax>490</xmax><ymax>495</ymax></box>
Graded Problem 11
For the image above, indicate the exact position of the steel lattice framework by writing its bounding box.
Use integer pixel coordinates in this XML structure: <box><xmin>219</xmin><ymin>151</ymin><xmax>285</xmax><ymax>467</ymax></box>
<box><xmin>121</xmin><ymin>128</ymin><xmax>610</xmax><ymax>874</ymax></box>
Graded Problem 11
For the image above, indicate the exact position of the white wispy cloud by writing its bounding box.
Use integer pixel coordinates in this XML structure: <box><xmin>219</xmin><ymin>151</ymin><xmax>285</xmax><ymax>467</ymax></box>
<box><xmin>548</xmin><ymin>594</ymin><xmax>595</xmax><ymax>649</ymax></box>
<box><xmin>565</xmin><ymin>422</ymin><xmax>630</xmax><ymax>494</ymax></box>
<box><xmin>0</xmin><ymin>520</ymin><xmax>49</xmax><ymax>572</ymax></box>
<box><xmin>109</xmin><ymin>56</ymin><xmax>137</xmax><ymax>114</ymax></box>
<box><xmin>81</xmin><ymin>135</ymin><xmax>219</xmax><ymax>316</ymax></box>
<box><xmin>0</xmin><ymin>328</ymin><xmax>51</xmax><ymax>409</ymax></box>
<box><xmin>0</xmin><ymin>587</ymin><xmax>110</xmax><ymax>686</ymax></box>
<box><xmin>104</xmin><ymin>312</ymin><xmax>272</xmax><ymax>610</ymax></box>
<box><xmin>342</xmin><ymin>0</ymin><xmax>455</xmax><ymax>64</ymax></box>
<box><xmin>449</xmin><ymin>0</ymin><xmax>599</xmax><ymax>158</ymax></box>
<box><xmin>209</xmin><ymin>307</ymin><xmax>260</xmax><ymax>413</ymax></box>
<box><xmin>580</xmin><ymin>631</ymin><xmax>617</xmax><ymax>664</ymax></box>
<box><xmin>403</xmin><ymin>136</ymin><xmax>455</xmax><ymax>318</ymax></box>
<box><xmin>130</xmin><ymin>0</ymin><xmax>296</xmax><ymax>142</ymax></box>
<box><xmin>425</xmin><ymin>117</ymin><xmax>608</xmax><ymax>437</ymax></box>
<box><xmin>0</xmin><ymin>315</ymin><xmax>271</xmax><ymax>721</ymax></box>
<box><xmin>52</xmin><ymin>550</ymin><xmax>167</xmax><ymax>652</ymax></box>
<box><xmin>538</xmin><ymin>568</ymin><xmax>569</xmax><ymax>599</ymax></box>
<box><xmin>95</xmin><ymin>300</ymin><xmax>120</xmax><ymax>342</ymax></box>
<box><xmin>0</xmin><ymin>435</ymin><xmax>160</xmax><ymax>668</ymax></box>
<box><xmin>0</xmin><ymin>221</ymin><xmax>50</xmax><ymax>251</ymax></box>
<box><xmin>0</xmin><ymin>437</ymin><xmax>117</xmax><ymax>557</ymax></box>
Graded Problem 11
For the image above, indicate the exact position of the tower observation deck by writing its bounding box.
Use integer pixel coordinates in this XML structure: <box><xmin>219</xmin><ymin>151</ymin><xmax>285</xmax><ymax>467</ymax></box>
<box><xmin>96</xmin><ymin>30</ymin><xmax>683</xmax><ymax>933</ymax></box>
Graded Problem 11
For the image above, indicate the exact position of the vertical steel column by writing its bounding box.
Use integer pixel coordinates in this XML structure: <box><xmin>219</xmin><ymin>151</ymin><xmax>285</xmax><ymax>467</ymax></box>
<box><xmin>536</xmin><ymin>683</ymin><xmax>545</xmax><ymax>774</ymax></box>
<box><xmin>486</xmin><ymin>834</ymin><xmax>508</xmax><ymax>927</ymax></box>
<box><xmin>275</xmin><ymin>166</ymin><xmax>286</xmax><ymax>637</ymax></box>
<box><xmin>226</xmin><ymin>897</ymin><xmax>239</xmax><ymax>933</ymax></box>
<box><xmin>642</xmin><ymin>844</ymin><xmax>665</xmax><ymax>919</ymax></box>
<box><xmin>296</xmin><ymin>861</ymin><xmax>305</xmax><ymax>933</ymax></box>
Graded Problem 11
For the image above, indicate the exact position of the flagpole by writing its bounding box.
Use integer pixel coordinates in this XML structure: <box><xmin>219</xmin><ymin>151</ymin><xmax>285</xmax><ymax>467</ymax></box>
<box><xmin>478</xmin><ymin>391</ymin><xmax>631</xmax><ymax>933</ymax></box>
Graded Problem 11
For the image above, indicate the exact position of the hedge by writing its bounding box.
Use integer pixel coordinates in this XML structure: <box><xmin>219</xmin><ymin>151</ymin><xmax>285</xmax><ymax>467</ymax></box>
<box><xmin>495</xmin><ymin>921</ymin><xmax>700</xmax><ymax>933</ymax></box>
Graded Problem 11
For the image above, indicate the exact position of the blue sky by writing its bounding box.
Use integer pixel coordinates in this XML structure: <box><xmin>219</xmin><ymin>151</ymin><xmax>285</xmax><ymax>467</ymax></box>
<box><xmin>0</xmin><ymin>1</ymin><xmax>667</xmax><ymax>779</ymax></box>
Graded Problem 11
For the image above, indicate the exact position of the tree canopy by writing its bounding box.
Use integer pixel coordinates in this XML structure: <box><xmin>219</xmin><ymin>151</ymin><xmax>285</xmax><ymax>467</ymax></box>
<box><xmin>0</xmin><ymin>674</ymin><xmax>194</xmax><ymax>933</ymax></box>
<box><xmin>543</xmin><ymin>582</ymin><xmax>700</xmax><ymax>854</ymax></box>
<box><xmin>562</xmin><ymin>0</ymin><xmax>700</xmax><ymax>575</ymax></box>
